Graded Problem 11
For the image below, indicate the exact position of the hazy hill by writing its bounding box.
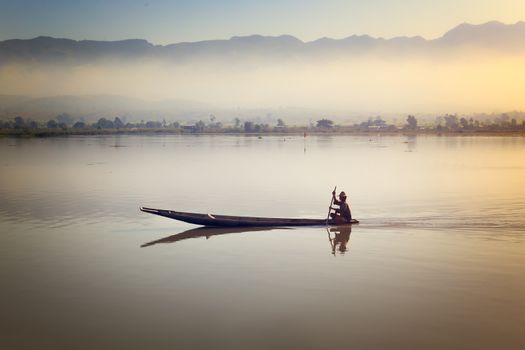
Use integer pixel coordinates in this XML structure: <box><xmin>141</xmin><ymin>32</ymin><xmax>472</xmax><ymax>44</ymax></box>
<box><xmin>1</xmin><ymin>21</ymin><xmax>525</xmax><ymax>119</ymax></box>
<box><xmin>1</xmin><ymin>21</ymin><xmax>525</xmax><ymax>65</ymax></box>
<box><xmin>437</xmin><ymin>21</ymin><xmax>525</xmax><ymax>49</ymax></box>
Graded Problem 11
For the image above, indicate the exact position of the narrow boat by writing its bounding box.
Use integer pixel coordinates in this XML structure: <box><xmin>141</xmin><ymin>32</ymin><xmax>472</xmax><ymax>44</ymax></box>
<box><xmin>140</xmin><ymin>207</ymin><xmax>359</xmax><ymax>227</ymax></box>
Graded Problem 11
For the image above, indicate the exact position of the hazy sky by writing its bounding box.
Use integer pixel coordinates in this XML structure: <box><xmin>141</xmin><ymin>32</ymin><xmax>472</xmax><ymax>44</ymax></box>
<box><xmin>0</xmin><ymin>0</ymin><xmax>524</xmax><ymax>43</ymax></box>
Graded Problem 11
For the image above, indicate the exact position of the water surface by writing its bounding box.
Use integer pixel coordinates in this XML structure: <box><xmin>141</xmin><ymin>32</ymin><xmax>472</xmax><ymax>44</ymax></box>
<box><xmin>1</xmin><ymin>135</ymin><xmax>524</xmax><ymax>349</ymax></box>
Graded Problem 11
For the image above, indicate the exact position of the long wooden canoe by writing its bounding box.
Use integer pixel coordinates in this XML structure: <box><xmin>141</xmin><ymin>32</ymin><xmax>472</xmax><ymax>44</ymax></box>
<box><xmin>140</xmin><ymin>207</ymin><xmax>359</xmax><ymax>227</ymax></box>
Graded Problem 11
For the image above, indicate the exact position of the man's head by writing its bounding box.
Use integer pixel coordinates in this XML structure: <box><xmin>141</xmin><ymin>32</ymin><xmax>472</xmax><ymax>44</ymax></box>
<box><xmin>339</xmin><ymin>191</ymin><xmax>347</xmax><ymax>201</ymax></box>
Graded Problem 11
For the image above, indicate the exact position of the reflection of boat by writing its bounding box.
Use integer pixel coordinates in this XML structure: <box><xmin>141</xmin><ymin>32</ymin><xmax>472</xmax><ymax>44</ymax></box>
<box><xmin>140</xmin><ymin>207</ymin><xmax>359</xmax><ymax>227</ymax></box>
<box><xmin>141</xmin><ymin>226</ymin><xmax>283</xmax><ymax>247</ymax></box>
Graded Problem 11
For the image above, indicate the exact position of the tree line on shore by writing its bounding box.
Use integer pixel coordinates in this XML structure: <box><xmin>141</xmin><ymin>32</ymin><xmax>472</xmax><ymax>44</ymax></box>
<box><xmin>354</xmin><ymin>114</ymin><xmax>525</xmax><ymax>132</ymax></box>
<box><xmin>1</xmin><ymin>113</ymin><xmax>525</xmax><ymax>135</ymax></box>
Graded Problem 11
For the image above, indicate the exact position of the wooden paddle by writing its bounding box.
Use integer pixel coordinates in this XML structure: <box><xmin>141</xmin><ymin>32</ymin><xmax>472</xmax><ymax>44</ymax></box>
<box><xmin>326</xmin><ymin>227</ymin><xmax>336</xmax><ymax>256</ymax></box>
<box><xmin>326</xmin><ymin>186</ymin><xmax>337</xmax><ymax>225</ymax></box>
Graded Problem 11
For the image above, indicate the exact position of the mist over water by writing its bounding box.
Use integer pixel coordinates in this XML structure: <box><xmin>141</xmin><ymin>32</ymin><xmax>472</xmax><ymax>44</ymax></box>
<box><xmin>1</xmin><ymin>135</ymin><xmax>524</xmax><ymax>349</ymax></box>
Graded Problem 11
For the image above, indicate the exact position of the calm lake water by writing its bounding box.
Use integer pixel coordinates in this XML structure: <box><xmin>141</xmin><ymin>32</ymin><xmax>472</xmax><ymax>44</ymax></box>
<box><xmin>1</xmin><ymin>134</ymin><xmax>524</xmax><ymax>350</ymax></box>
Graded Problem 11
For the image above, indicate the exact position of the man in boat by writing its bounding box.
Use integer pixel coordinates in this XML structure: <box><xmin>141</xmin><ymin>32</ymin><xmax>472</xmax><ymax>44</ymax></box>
<box><xmin>330</xmin><ymin>190</ymin><xmax>352</xmax><ymax>224</ymax></box>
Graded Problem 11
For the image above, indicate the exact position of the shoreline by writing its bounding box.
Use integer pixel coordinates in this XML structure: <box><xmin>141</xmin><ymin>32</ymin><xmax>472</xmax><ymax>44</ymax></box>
<box><xmin>1</xmin><ymin>128</ymin><xmax>525</xmax><ymax>138</ymax></box>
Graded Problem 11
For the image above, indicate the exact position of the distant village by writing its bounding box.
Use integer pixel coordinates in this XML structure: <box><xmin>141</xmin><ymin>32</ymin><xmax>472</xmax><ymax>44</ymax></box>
<box><xmin>1</xmin><ymin>113</ymin><xmax>525</xmax><ymax>137</ymax></box>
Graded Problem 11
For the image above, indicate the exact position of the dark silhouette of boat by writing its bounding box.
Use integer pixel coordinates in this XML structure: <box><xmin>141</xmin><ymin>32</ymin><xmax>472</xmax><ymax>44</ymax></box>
<box><xmin>140</xmin><ymin>207</ymin><xmax>359</xmax><ymax>227</ymax></box>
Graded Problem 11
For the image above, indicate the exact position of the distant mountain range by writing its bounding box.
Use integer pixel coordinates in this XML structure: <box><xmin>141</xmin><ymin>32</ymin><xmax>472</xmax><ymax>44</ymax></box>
<box><xmin>2</xmin><ymin>21</ymin><xmax>525</xmax><ymax>120</ymax></box>
<box><xmin>1</xmin><ymin>21</ymin><xmax>525</xmax><ymax>65</ymax></box>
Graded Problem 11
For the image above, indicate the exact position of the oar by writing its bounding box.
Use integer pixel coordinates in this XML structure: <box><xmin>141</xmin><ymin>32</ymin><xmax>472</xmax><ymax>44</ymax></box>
<box><xmin>326</xmin><ymin>227</ymin><xmax>336</xmax><ymax>256</ymax></box>
<box><xmin>326</xmin><ymin>186</ymin><xmax>336</xmax><ymax>225</ymax></box>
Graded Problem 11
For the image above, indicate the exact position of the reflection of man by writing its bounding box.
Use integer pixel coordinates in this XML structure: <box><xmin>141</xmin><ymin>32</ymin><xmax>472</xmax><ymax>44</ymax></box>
<box><xmin>330</xmin><ymin>226</ymin><xmax>352</xmax><ymax>254</ymax></box>
<box><xmin>330</xmin><ymin>190</ymin><xmax>352</xmax><ymax>224</ymax></box>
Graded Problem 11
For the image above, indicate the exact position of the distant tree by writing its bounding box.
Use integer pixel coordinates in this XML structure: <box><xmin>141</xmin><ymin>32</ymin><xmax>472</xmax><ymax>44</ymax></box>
<box><xmin>56</xmin><ymin>113</ymin><xmax>73</xmax><ymax>126</ymax></box>
<box><xmin>362</xmin><ymin>116</ymin><xmax>387</xmax><ymax>129</ymax></box>
<box><xmin>171</xmin><ymin>121</ymin><xmax>180</xmax><ymax>128</ymax></box>
<box><xmin>373</xmin><ymin>116</ymin><xmax>386</xmax><ymax>127</ymax></box>
<box><xmin>406</xmin><ymin>115</ymin><xmax>418</xmax><ymax>130</ymax></box>
<box><xmin>114</xmin><ymin>117</ymin><xmax>124</xmax><ymax>129</ymax></box>
<box><xmin>243</xmin><ymin>121</ymin><xmax>254</xmax><ymax>132</ymax></box>
<box><xmin>207</xmin><ymin>114</ymin><xmax>222</xmax><ymax>129</ymax></box>
<box><xmin>1</xmin><ymin>120</ymin><xmax>14</xmax><ymax>128</ymax></box>
<box><xmin>194</xmin><ymin>120</ymin><xmax>206</xmax><ymax>132</ymax></box>
<box><xmin>95</xmin><ymin>118</ymin><xmax>114</xmax><ymax>129</ymax></box>
<box><xmin>474</xmin><ymin>120</ymin><xmax>480</xmax><ymax>128</ymax></box>
<box><xmin>251</xmin><ymin>124</ymin><xmax>267</xmax><ymax>133</ymax></box>
<box><xmin>277</xmin><ymin>118</ymin><xmax>286</xmax><ymax>127</ymax></box>
<box><xmin>460</xmin><ymin>117</ymin><xmax>469</xmax><ymax>129</ymax></box>
<box><xmin>386</xmin><ymin>124</ymin><xmax>398</xmax><ymax>132</ymax></box>
<box><xmin>47</xmin><ymin>119</ymin><xmax>58</xmax><ymax>129</ymax></box>
<box><xmin>444</xmin><ymin>114</ymin><xmax>458</xmax><ymax>129</ymax></box>
<box><xmin>316</xmin><ymin>119</ymin><xmax>334</xmax><ymax>128</ymax></box>
<box><xmin>435</xmin><ymin>116</ymin><xmax>444</xmax><ymax>128</ymax></box>
<box><xmin>28</xmin><ymin>120</ymin><xmax>39</xmax><ymax>129</ymax></box>
<box><xmin>234</xmin><ymin>118</ymin><xmax>241</xmax><ymax>128</ymax></box>
<box><xmin>73</xmin><ymin>121</ymin><xmax>86</xmax><ymax>129</ymax></box>
<box><xmin>146</xmin><ymin>121</ymin><xmax>162</xmax><ymax>128</ymax></box>
<box><xmin>14</xmin><ymin>116</ymin><xmax>26</xmax><ymax>129</ymax></box>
